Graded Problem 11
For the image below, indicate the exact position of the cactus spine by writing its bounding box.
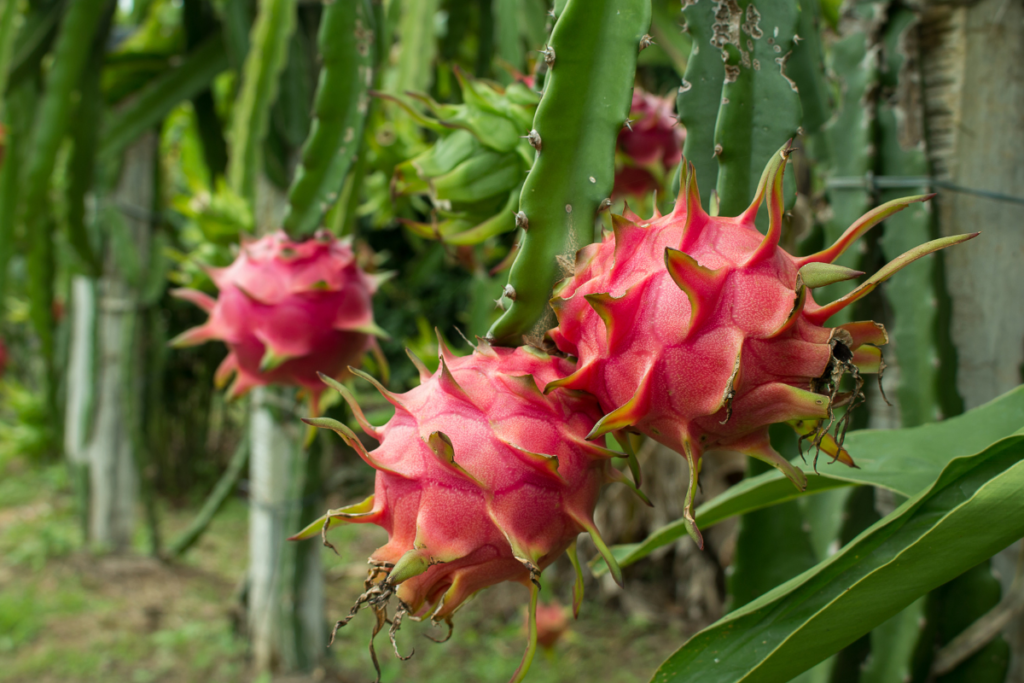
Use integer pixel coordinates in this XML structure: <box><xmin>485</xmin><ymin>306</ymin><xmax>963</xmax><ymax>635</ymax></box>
<box><xmin>487</xmin><ymin>0</ymin><xmax>652</xmax><ymax>345</ymax></box>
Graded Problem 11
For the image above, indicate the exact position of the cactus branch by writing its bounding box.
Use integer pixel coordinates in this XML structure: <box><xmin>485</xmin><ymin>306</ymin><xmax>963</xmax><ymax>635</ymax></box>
<box><xmin>282</xmin><ymin>0</ymin><xmax>376</xmax><ymax>237</ymax></box>
<box><xmin>226</xmin><ymin>0</ymin><xmax>296</xmax><ymax>203</ymax></box>
<box><xmin>487</xmin><ymin>0</ymin><xmax>651</xmax><ymax>345</ymax></box>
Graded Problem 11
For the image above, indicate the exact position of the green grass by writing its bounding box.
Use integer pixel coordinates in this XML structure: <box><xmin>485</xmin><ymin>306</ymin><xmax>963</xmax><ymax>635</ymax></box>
<box><xmin>0</xmin><ymin>455</ymin><xmax>689</xmax><ymax>683</ymax></box>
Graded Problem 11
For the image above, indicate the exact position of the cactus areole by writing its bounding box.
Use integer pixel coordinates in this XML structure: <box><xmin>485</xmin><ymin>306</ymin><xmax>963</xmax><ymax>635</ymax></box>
<box><xmin>291</xmin><ymin>343</ymin><xmax>639</xmax><ymax>683</ymax></box>
<box><xmin>170</xmin><ymin>230</ymin><xmax>384</xmax><ymax>409</ymax></box>
<box><xmin>548</xmin><ymin>144</ymin><xmax>977</xmax><ymax>547</ymax></box>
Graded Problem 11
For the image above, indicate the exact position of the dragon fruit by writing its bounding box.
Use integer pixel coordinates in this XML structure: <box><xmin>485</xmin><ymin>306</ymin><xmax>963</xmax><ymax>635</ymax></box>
<box><xmin>548</xmin><ymin>144</ymin><xmax>977</xmax><ymax>546</ymax></box>
<box><xmin>170</xmin><ymin>229</ymin><xmax>385</xmax><ymax>410</ymax></box>
<box><xmin>614</xmin><ymin>88</ymin><xmax>685</xmax><ymax>200</ymax></box>
<box><xmin>533</xmin><ymin>601</ymin><xmax>570</xmax><ymax>650</ymax></box>
<box><xmin>291</xmin><ymin>341</ymin><xmax>638</xmax><ymax>682</ymax></box>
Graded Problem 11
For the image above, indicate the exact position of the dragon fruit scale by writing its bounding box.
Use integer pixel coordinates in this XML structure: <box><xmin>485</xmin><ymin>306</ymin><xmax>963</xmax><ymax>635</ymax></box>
<box><xmin>170</xmin><ymin>229</ymin><xmax>386</xmax><ymax>409</ymax></box>
<box><xmin>290</xmin><ymin>340</ymin><xmax>639</xmax><ymax>683</ymax></box>
<box><xmin>548</xmin><ymin>143</ymin><xmax>978</xmax><ymax>547</ymax></box>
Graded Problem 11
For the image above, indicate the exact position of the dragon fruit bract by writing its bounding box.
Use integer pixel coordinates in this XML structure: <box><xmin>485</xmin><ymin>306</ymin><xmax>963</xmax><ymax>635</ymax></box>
<box><xmin>171</xmin><ymin>229</ymin><xmax>383</xmax><ymax>408</ymax></box>
<box><xmin>549</xmin><ymin>145</ymin><xmax>977</xmax><ymax>546</ymax></box>
<box><xmin>292</xmin><ymin>342</ymin><xmax>634</xmax><ymax>682</ymax></box>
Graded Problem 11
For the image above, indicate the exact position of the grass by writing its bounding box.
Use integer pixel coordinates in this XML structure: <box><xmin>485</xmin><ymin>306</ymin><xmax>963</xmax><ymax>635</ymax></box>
<box><xmin>0</xmin><ymin>455</ymin><xmax>691</xmax><ymax>682</ymax></box>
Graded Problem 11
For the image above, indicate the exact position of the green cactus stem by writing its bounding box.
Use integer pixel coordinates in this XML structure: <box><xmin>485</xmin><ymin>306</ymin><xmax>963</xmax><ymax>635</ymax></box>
<box><xmin>787</xmin><ymin>0</ymin><xmax>831</xmax><ymax>135</ymax></box>
<box><xmin>487</xmin><ymin>0</ymin><xmax>651</xmax><ymax>346</ymax></box>
<box><xmin>876</xmin><ymin>8</ymin><xmax>938</xmax><ymax>427</ymax></box>
<box><xmin>817</xmin><ymin>7</ymin><xmax>882</xmax><ymax>323</ymax></box>
<box><xmin>282</xmin><ymin>0</ymin><xmax>376</xmax><ymax>237</ymax></box>
<box><xmin>712</xmin><ymin>0</ymin><xmax>801</xmax><ymax>217</ymax></box>
<box><xmin>226</xmin><ymin>0</ymin><xmax>296</xmax><ymax>203</ymax></box>
<box><xmin>677</xmin><ymin>0</ymin><xmax>724</xmax><ymax>210</ymax></box>
<box><xmin>19</xmin><ymin>0</ymin><xmax>110</xmax><ymax>420</ymax></box>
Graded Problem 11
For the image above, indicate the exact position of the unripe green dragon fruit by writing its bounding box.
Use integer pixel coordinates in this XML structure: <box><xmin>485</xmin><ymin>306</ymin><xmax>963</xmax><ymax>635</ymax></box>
<box><xmin>548</xmin><ymin>144</ymin><xmax>977</xmax><ymax>546</ymax></box>
<box><xmin>291</xmin><ymin>341</ymin><xmax>637</xmax><ymax>682</ymax></box>
<box><xmin>381</xmin><ymin>67</ymin><xmax>539</xmax><ymax>245</ymax></box>
<box><xmin>170</xmin><ymin>229</ymin><xmax>385</xmax><ymax>410</ymax></box>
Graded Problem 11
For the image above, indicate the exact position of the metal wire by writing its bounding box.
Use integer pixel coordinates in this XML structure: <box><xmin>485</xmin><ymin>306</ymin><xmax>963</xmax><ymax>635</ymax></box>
<box><xmin>827</xmin><ymin>173</ymin><xmax>1024</xmax><ymax>206</ymax></box>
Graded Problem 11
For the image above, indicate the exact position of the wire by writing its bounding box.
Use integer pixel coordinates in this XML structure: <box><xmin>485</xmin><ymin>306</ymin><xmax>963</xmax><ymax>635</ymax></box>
<box><xmin>826</xmin><ymin>173</ymin><xmax>1024</xmax><ymax>206</ymax></box>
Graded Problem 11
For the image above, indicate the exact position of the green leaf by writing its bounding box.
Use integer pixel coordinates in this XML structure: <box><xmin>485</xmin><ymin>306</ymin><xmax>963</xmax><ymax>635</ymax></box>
<box><xmin>860</xmin><ymin>597</ymin><xmax>926</xmax><ymax>683</ymax></box>
<box><xmin>101</xmin><ymin>33</ymin><xmax>228</xmax><ymax>160</ymax></box>
<box><xmin>595</xmin><ymin>385</ymin><xmax>1024</xmax><ymax>575</ymax></box>
<box><xmin>653</xmin><ymin>427</ymin><xmax>1024</xmax><ymax>682</ymax></box>
<box><xmin>728</xmin><ymin>427</ymin><xmax>818</xmax><ymax>609</ymax></box>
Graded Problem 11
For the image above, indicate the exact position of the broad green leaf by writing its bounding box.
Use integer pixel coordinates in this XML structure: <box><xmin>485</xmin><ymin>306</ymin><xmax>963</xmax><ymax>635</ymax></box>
<box><xmin>728</xmin><ymin>428</ymin><xmax>818</xmax><ymax>610</ymax></box>
<box><xmin>593</xmin><ymin>386</ymin><xmax>1024</xmax><ymax>575</ymax></box>
<box><xmin>860</xmin><ymin>598</ymin><xmax>926</xmax><ymax>683</ymax></box>
<box><xmin>652</xmin><ymin>429</ymin><xmax>1024</xmax><ymax>682</ymax></box>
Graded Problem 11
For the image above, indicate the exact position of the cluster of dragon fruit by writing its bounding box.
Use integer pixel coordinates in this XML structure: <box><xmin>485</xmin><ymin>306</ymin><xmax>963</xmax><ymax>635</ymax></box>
<box><xmin>173</xmin><ymin>89</ymin><xmax>974</xmax><ymax>681</ymax></box>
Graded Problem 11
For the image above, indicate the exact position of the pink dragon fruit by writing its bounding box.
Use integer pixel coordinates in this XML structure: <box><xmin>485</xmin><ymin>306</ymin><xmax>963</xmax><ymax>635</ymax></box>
<box><xmin>170</xmin><ymin>229</ymin><xmax>385</xmax><ymax>410</ymax></box>
<box><xmin>614</xmin><ymin>88</ymin><xmax>685</xmax><ymax>199</ymax></box>
<box><xmin>532</xmin><ymin>601</ymin><xmax>570</xmax><ymax>650</ymax></box>
<box><xmin>291</xmin><ymin>341</ymin><xmax>639</xmax><ymax>682</ymax></box>
<box><xmin>548</xmin><ymin>144</ymin><xmax>977</xmax><ymax>546</ymax></box>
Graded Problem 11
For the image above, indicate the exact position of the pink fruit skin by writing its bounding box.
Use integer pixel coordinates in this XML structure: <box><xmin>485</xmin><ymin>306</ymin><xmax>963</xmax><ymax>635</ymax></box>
<box><xmin>548</xmin><ymin>150</ymin><xmax>973</xmax><ymax>545</ymax></box>
<box><xmin>553</xmin><ymin>207</ymin><xmax>829</xmax><ymax>445</ymax></box>
<box><xmin>614</xmin><ymin>89</ymin><xmax>685</xmax><ymax>198</ymax></box>
<box><xmin>171</xmin><ymin>230</ymin><xmax>380</xmax><ymax>406</ymax></box>
<box><xmin>308</xmin><ymin>344</ymin><xmax>617</xmax><ymax>622</ymax></box>
<box><xmin>533</xmin><ymin>602</ymin><xmax>570</xmax><ymax>650</ymax></box>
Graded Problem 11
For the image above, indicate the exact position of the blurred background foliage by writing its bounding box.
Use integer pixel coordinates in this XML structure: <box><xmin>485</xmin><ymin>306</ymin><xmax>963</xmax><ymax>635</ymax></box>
<box><xmin>0</xmin><ymin>0</ymin><xmax>1022</xmax><ymax>681</ymax></box>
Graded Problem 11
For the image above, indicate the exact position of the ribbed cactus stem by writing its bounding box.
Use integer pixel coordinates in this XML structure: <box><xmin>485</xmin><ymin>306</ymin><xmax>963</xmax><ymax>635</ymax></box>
<box><xmin>487</xmin><ymin>0</ymin><xmax>651</xmax><ymax>346</ymax></box>
<box><xmin>226</xmin><ymin>0</ymin><xmax>296</xmax><ymax>204</ymax></box>
<box><xmin>711</xmin><ymin>0</ymin><xmax>801</xmax><ymax>218</ymax></box>
<box><xmin>818</xmin><ymin>7</ymin><xmax>882</xmax><ymax>324</ymax></box>
<box><xmin>282</xmin><ymin>0</ymin><xmax>376</xmax><ymax>237</ymax></box>
<box><xmin>677</xmin><ymin>0</ymin><xmax>724</xmax><ymax>210</ymax></box>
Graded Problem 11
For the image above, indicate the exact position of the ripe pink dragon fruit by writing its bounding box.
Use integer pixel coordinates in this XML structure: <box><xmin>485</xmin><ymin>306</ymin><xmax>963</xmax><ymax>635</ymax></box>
<box><xmin>532</xmin><ymin>601</ymin><xmax>570</xmax><ymax>650</ymax></box>
<box><xmin>170</xmin><ymin>229</ymin><xmax>385</xmax><ymax>410</ymax></box>
<box><xmin>291</xmin><ymin>341</ymin><xmax>639</xmax><ymax>682</ymax></box>
<box><xmin>614</xmin><ymin>88</ymin><xmax>685</xmax><ymax>199</ymax></box>
<box><xmin>548</xmin><ymin>144</ymin><xmax>977</xmax><ymax>546</ymax></box>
